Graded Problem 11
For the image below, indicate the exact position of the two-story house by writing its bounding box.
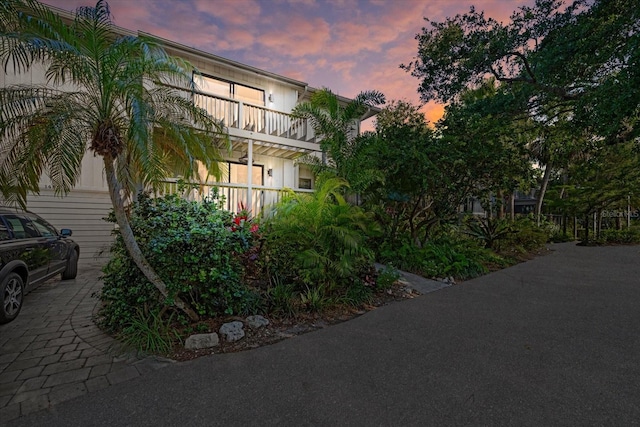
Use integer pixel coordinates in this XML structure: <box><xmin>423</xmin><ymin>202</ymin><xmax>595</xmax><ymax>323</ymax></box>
<box><xmin>1</xmin><ymin>6</ymin><xmax>377</xmax><ymax>262</ymax></box>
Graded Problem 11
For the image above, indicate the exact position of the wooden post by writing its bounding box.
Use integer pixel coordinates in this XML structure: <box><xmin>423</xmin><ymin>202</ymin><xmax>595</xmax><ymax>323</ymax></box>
<box><xmin>247</xmin><ymin>139</ymin><xmax>253</xmax><ymax>211</ymax></box>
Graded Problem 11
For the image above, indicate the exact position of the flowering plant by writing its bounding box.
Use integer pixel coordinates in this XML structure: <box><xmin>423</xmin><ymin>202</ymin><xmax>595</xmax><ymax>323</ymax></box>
<box><xmin>231</xmin><ymin>201</ymin><xmax>259</xmax><ymax>233</ymax></box>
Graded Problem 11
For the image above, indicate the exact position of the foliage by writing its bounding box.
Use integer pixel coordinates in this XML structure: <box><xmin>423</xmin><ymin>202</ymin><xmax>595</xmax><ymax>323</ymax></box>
<box><xmin>99</xmin><ymin>192</ymin><xmax>258</xmax><ymax>332</ymax></box>
<box><xmin>291</xmin><ymin>88</ymin><xmax>385</xmax><ymax>186</ymax></box>
<box><xmin>435</xmin><ymin>82</ymin><xmax>536</xmax><ymax>216</ymax></box>
<box><xmin>260</xmin><ymin>177</ymin><xmax>378</xmax><ymax>303</ymax></box>
<box><xmin>402</xmin><ymin>0</ymin><xmax>640</xmax><ymax>144</ymax></box>
<box><xmin>0</xmin><ymin>0</ymin><xmax>228</xmax><ymax>320</ymax></box>
<box><xmin>300</xmin><ymin>285</ymin><xmax>331</xmax><ymax>312</ymax></box>
<box><xmin>463</xmin><ymin>216</ymin><xmax>515</xmax><ymax>250</ymax></box>
<box><xmin>549</xmin><ymin>142</ymin><xmax>640</xmax><ymax>242</ymax></box>
<box><xmin>378</xmin><ymin>232</ymin><xmax>501</xmax><ymax>280</ymax></box>
<box><xmin>118</xmin><ymin>308</ymin><xmax>177</xmax><ymax>355</ymax></box>
<box><xmin>597</xmin><ymin>228</ymin><xmax>640</xmax><ymax>245</ymax></box>
<box><xmin>265</xmin><ymin>275</ymin><xmax>298</xmax><ymax>317</ymax></box>
<box><xmin>499</xmin><ymin>217</ymin><xmax>551</xmax><ymax>252</ymax></box>
<box><xmin>376</xmin><ymin>265</ymin><xmax>401</xmax><ymax>291</ymax></box>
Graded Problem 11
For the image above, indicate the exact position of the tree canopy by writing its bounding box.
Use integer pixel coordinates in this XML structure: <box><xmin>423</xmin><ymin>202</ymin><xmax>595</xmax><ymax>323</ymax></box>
<box><xmin>403</xmin><ymin>0</ymin><xmax>640</xmax><ymax>144</ymax></box>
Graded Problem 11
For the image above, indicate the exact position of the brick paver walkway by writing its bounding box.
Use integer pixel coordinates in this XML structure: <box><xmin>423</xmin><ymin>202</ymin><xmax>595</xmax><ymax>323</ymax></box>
<box><xmin>0</xmin><ymin>262</ymin><xmax>173</xmax><ymax>421</ymax></box>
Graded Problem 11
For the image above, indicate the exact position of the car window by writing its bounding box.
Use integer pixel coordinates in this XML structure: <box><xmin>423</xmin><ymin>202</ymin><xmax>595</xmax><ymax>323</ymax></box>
<box><xmin>0</xmin><ymin>219</ymin><xmax>10</xmax><ymax>241</ymax></box>
<box><xmin>4</xmin><ymin>214</ymin><xmax>41</xmax><ymax>239</ymax></box>
<box><xmin>29</xmin><ymin>216</ymin><xmax>58</xmax><ymax>237</ymax></box>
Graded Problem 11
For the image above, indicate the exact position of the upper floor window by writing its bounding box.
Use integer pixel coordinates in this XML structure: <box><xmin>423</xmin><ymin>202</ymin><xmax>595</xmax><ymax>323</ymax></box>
<box><xmin>196</xmin><ymin>74</ymin><xmax>265</xmax><ymax>106</ymax></box>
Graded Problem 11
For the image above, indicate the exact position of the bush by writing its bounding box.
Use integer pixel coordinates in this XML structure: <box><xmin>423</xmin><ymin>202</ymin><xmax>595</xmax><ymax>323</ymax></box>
<box><xmin>591</xmin><ymin>228</ymin><xmax>640</xmax><ymax>245</ymax></box>
<box><xmin>499</xmin><ymin>217</ymin><xmax>551</xmax><ymax>252</ymax></box>
<box><xmin>376</xmin><ymin>265</ymin><xmax>401</xmax><ymax>291</ymax></box>
<box><xmin>260</xmin><ymin>178</ymin><xmax>378</xmax><ymax>305</ymax></box>
<box><xmin>378</xmin><ymin>232</ymin><xmax>504</xmax><ymax>280</ymax></box>
<box><xmin>99</xmin><ymin>192</ymin><xmax>259</xmax><ymax>333</ymax></box>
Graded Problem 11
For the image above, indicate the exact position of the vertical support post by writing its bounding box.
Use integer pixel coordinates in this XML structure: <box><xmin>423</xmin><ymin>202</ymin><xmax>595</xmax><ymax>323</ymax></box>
<box><xmin>247</xmin><ymin>139</ymin><xmax>253</xmax><ymax>211</ymax></box>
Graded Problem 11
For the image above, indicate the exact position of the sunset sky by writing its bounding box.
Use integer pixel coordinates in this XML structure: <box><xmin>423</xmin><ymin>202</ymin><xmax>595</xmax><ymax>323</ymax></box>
<box><xmin>44</xmin><ymin>0</ymin><xmax>535</xmax><ymax>126</ymax></box>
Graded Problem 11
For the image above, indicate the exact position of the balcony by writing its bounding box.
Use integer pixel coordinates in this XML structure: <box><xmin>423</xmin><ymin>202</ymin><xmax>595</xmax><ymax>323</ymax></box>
<box><xmin>158</xmin><ymin>179</ymin><xmax>313</xmax><ymax>215</ymax></box>
<box><xmin>192</xmin><ymin>91</ymin><xmax>320</xmax><ymax>155</ymax></box>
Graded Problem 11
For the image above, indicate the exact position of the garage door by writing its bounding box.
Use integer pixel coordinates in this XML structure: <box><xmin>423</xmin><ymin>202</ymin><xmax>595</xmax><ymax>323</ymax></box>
<box><xmin>27</xmin><ymin>190</ymin><xmax>115</xmax><ymax>263</ymax></box>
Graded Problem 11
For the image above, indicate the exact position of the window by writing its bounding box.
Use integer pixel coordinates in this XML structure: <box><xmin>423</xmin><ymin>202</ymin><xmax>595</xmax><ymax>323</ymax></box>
<box><xmin>28</xmin><ymin>215</ymin><xmax>57</xmax><ymax>237</ymax></box>
<box><xmin>298</xmin><ymin>165</ymin><xmax>314</xmax><ymax>190</ymax></box>
<box><xmin>0</xmin><ymin>219</ymin><xmax>10</xmax><ymax>241</ymax></box>
<box><xmin>224</xmin><ymin>162</ymin><xmax>263</xmax><ymax>186</ymax></box>
<box><xmin>4</xmin><ymin>214</ymin><xmax>40</xmax><ymax>239</ymax></box>
<box><xmin>299</xmin><ymin>178</ymin><xmax>312</xmax><ymax>189</ymax></box>
<box><xmin>196</xmin><ymin>74</ymin><xmax>265</xmax><ymax>106</ymax></box>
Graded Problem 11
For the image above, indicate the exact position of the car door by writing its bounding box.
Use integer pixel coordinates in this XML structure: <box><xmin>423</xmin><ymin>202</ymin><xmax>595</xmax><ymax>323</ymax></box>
<box><xmin>26</xmin><ymin>213</ymin><xmax>68</xmax><ymax>275</ymax></box>
<box><xmin>3</xmin><ymin>214</ymin><xmax>50</xmax><ymax>285</ymax></box>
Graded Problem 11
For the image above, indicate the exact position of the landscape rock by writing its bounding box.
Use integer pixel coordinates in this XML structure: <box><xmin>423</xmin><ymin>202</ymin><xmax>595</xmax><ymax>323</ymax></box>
<box><xmin>185</xmin><ymin>332</ymin><xmax>220</xmax><ymax>349</ymax></box>
<box><xmin>246</xmin><ymin>315</ymin><xmax>270</xmax><ymax>329</ymax></box>
<box><xmin>220</xmin><ymin>321</ymin><xmax>245</xmax><ymax>342</ymax></box>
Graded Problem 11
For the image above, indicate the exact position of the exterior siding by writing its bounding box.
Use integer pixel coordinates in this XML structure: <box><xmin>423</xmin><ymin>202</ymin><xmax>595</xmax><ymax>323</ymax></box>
<box><xmin>27</xmin><ymin>190</ymin><xmax>114</xmax><ymax>262</ymax></box>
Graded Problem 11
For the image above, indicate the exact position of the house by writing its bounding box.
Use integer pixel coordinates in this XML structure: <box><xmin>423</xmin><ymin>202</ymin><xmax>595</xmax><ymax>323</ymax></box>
<box><xmin>1</xmin><ymin>5</ymin><xmax>378</xmax><ymax>262</ymax></box>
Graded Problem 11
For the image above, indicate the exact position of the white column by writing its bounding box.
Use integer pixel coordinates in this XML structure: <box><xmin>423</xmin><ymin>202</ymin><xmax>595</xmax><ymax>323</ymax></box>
<box><xmin>247</xmin><ymin>139</ymin><xmax>253</xmax><ymax>210</ymax></box>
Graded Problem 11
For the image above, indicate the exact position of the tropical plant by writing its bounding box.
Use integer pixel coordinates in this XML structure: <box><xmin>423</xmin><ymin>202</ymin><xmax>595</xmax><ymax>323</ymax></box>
<box><xmin>0</xmin><ymin>0</ymin><xmax>228</xmax><ymax>320</ymax></box>
<box><xmin>291</xmin><ymin>87</ymin><xmax>385</xmax><ymax>183</ymax></box>
<box><xmin>261</xmin><ymin>177</ymin><xmax>378</xmax><ymax>297</ymax></box>
<box><xmin>463</xmin><ymin>216</ymin><xmax>515</xmax><ymax>250</ymax></box>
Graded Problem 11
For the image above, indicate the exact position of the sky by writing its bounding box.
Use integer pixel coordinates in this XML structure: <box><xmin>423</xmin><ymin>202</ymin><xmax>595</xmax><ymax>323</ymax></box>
<box><xmin>44</xmin><ymin>0</ymin><xmax>535</xmax><ymax>126</ymax></box>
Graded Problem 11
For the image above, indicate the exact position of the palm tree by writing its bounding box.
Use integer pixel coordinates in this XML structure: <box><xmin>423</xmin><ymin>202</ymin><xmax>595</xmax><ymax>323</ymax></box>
<box><xmin>0</xmin><ymin>0</ymin><xmax>228</xmax><ymax>320</ymax></box>
<box><xmin>291</xmin><ymin>88</ymin><xmax>385</xmax><ymax>182</ymax></box>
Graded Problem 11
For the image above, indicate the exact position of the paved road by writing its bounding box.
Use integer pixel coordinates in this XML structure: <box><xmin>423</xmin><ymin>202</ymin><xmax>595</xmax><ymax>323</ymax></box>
<box><xmin>5</xmin><ymin>243</ymin><xmax>640</xmax><ymax>426</ymax></box>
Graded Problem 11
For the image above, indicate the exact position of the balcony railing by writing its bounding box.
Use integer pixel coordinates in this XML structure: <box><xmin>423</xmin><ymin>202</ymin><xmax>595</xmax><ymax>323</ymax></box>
<box><xmin>193</xmin><ymin>92</ymin><xmax>316</xmax><ymax>142</ymax></box>
<box><xmin>156</xmin><ymin>179</ymin><xmax>313</xmax><ymax>216</ymax></box>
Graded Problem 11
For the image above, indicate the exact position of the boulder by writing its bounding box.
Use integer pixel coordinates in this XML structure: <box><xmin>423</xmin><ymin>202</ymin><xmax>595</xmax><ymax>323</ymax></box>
<box><xmin>220</xmin><ymin>321</ymin><xmax>245</xmax><ymax>342</ymax></box>
<box><xmin>185</xmin><ymin>332</ymin><xmax>219</xmax><ymax>350</ymax></box>
<box><xmin>246</xmin><ymin>315</ymin><xmax>269</xmax><ymax>329</ymax></box>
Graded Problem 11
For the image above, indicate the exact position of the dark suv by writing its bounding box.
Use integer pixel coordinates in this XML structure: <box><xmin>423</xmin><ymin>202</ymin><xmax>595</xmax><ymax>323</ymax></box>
<box><xmin>0</xmin><ymin>207</ymin><xmax>79</xmax><ymax>324</ymax></box>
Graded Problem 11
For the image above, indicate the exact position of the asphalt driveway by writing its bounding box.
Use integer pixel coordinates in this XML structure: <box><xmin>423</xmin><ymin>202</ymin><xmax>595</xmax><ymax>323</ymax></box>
<box><xmin>7</xmin><ymin>242</ymin><xmax>640</xmax><ymax>426</ymax></box>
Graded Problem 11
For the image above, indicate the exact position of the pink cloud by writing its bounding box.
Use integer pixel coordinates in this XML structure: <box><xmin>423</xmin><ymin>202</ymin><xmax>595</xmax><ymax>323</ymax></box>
<box><xmin>258</xmin><ymin>16</ymin><xmax>331</xmax><ymax>56</ymax></box>
<box><xmin>193</xmin><ymin>0</ymin><xmax>262</xmax><ymax>26</ymax></box>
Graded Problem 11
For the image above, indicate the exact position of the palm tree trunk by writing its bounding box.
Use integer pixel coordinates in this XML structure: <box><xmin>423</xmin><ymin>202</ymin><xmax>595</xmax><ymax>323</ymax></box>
<box><xmin>103</xmin><ymin>157</ymin><xmax>199</xmax><ymax>322</ymax></box>
<box><xmin>536</xmin><ymin>163</ymin><xmax>553</xmax><ymax>226</ymax></box>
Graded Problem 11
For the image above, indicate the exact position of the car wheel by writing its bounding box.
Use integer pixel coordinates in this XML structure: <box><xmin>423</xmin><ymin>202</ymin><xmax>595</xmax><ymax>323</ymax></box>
<box><xmin>1</xmin><ymin>272</ymin><xmax>24</xmax><ymax>324</ymax></box>
<box><xmin>61</xmin><ymin>249</ymin><xmax>78</xmax><ymax>280</ymax></box>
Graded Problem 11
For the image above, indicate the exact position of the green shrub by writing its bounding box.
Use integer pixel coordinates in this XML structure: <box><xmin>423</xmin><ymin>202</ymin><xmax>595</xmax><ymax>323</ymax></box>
<box><xmin>376</xmin><ymin>265</ymin><xmax>401</xmax><ymax>291</ymax></box>
<box><xmin>499</xmin><ymin>217</ymin><xmax>551</xmax><ymax>252</ymax></box>
<box><xmin>118</xmin><ymin>308</ymin><xmax>178</xmax><ymax>355</ymax></box>
<box><xmin>266</xmin><ymin>275</ymin><xmax>298</xmax><ymax>317</ymax></box>
<box><xmin>99</xmin><ymin>192</ymin><xmax>258</xmax><ymax>333</ymax></box>
<box><xmin>378</xmin><ymin>232</ymin><xmax>502</xmax><ymax>280</ymax></box>
<box><xmin>260</xmin><ymin>178</ymin><xmax>378</xmax><ymax>305</ymax></box>
<box><xmin>594</xmin><ymin>228</ymin><xmax>640</xmax><ymax>244</ymax></box>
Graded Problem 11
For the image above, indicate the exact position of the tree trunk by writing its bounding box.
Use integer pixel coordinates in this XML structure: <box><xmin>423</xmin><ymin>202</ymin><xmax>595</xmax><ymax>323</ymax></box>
<box><xmin>510</xmin><ymin>192</ymin><xmax>515</xmax><ymax>222</ymax></box>
<box><xmin>536</xmin><ymin>163</ymin><xmax>553</xmax><ymax>226</ymax></box>
<box><xmin>103</xmin><ymin>157</ymin><xmax>199</xmax><ymax>322</ymax></box>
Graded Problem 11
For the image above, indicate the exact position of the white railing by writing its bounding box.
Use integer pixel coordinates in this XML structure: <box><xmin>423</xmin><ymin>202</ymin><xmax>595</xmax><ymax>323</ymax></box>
<box><xmin>192</xmin><ymin>91</ymin><xmax>314</xmax><ymax>142</ymax></box>
<box><xmin>156</xmin><ymin>179</ymin><xmax>313</xmax><ymax>216</ymax></box>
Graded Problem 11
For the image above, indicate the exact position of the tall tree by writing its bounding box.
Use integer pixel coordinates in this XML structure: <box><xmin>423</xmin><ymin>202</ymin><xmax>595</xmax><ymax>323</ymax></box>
<box><xmin>0</xmin><ymin>0</ymin><xmax>228</xmax><ymax>320</ymax></box>
<box><xmin>436</xmin><ymin>81</ymin><xmax>535</xmax><ymax>219</ymax></box>
<box><xmin>402</xmin><ymin>0</ymin><xmax>640</xmax><ymax>144</ymax></box>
